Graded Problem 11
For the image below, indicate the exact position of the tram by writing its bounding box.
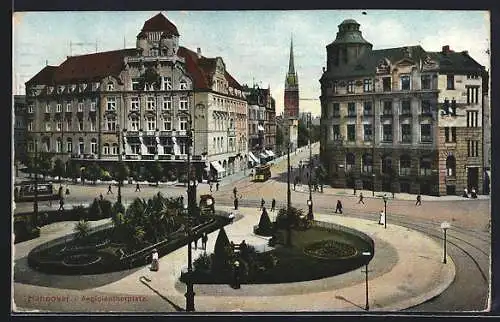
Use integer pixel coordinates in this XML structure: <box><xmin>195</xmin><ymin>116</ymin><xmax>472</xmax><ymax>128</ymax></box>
<box><xmin>254</xmin><ymin>164</ymin><xmax>272</xmax><ymax>182</ymax></box>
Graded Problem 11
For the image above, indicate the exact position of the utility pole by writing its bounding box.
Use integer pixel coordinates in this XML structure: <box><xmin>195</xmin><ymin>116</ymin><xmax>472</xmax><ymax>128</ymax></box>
<box><xmin>286</xmin><ymin>118</ymin><xmax>292</xmax><ymax>247</ymax></box>
<box><xmin>117</xmin><ymin>124</ymin><xmax>122</xmax><ymax>205</ymax></box>
<box><xmin>307</xmin><ymin>112</ymin><xmax>313</xmax><ymax>218</ymax></box>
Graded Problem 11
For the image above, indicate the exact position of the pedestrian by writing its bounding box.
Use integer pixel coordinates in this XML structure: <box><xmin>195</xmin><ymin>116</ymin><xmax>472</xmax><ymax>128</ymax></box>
<box><xmin>271</xmin><ymin>198</ymin><xmax>276</xmax><ymax>212</ymax></box>
<box><xmin>462</xmin><ymin>187</ymin><xmax>469</xmax><ymax>198</ymax></box>
<box><xmin>415</xmin><ymin>194</ymin><xmax>422</xmax><ymax>206</ymax></box>
<box><xmin>234</xmin><ymin>196</ymin><xmax>239</xmax><ymax>210</ymax></box>
<box><xmin>99</xmin><ymin>193</ymin><xmax>103</xmax><ymax>201</ymax></box>
<box><xmin>354</xmin><ymin>187</ymin><xmax>357</xmax><ymax>196</ymax></box>
<box><xmin>58</xmin><ymin>185</ymin><xmax>64</xmax><ymax>198</ymax></box>
<box><xmin>65</xmin><ymin>185</ymin><xmax>70</xmax><ymax>195</ymax></box>
<box><xmin>193</xmin><ymin>235</ymin><xmax>198</xmax><ymax>250</ymax></box>
<box><xmin>58</xmin><ymin>197</ymin><xmax>65</xmax><ymax>211</ymax></box>
<box><xmin>107</xmin><ymin>184</ymin><xmax>113</xmax><ymax>194</ymax></box>
<box><xmin>335</xmin><ymin>200</ymin><xmax>343</xmax><ymax>214</ymax></box>
<box><xmin>216</xmin><ymin>182</ymin><xmax>219</xmax><ymax>191</ymax></box>
<box><xmin>260</xmin><ymin>198</ymin><xmax>265</xmax><ymax>210</ymax></box>
<box><xmin>471</xmin><ymin>188</ymin><xmax>478</xmax><ymax>199</ymax></box>
<box><xmin>135</xmin><ymin>183</ymin><xmax>141</xmax><ymax>192</ymax></box>
<box><xmin>233</xmin><ymin>187</ymin><xmax>238</xmax><ymax>199</ymax></box>
<box><xmin>202</xmin><ymin>233</ymin><xmax>208</xmax><ymax>250</ymax></box>
<box><xmin>358</xmin><ymin>193</ymin><xmax>365</xmax><ymax>204</ymax></box>
<box><xmin>209</xmin><ymin>182</ymin><xmax>213</xmax><ymax>192</ymax></box>
<box><xmin>378</xmin><ymin>210</ymin><xmax>385</xmax><ymax>225</ymax></box>
<box><xmin>150</xmin><ymin>248</ymin><xmax>159</xmax><ymax>271</ymax></box>
<box><xmin>48</xmin><ymin>197</ymin><xmax>53</xmax><ymax>207</ymax></box>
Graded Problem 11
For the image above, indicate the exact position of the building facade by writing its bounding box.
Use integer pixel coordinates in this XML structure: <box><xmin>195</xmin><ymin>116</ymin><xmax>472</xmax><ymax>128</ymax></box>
<box><xmin>319</xmin><ymin>19</ymin><xmax>488</xmax><ymax>196</ymax></box>
<box><xmin>14</xmin><ymin>95</ymin><xmax>28</xmax><ymax>163</ymax></box>
<box><xmin>25</xmin><ymin>13</ymin><xmax>247</xmax><ymax>181</ymax></box>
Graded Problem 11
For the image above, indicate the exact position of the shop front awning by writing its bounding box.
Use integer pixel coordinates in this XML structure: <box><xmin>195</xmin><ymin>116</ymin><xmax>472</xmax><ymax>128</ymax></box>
<box><xmin>265</xmin><ymin>150</ymin><xmax>275</xmax><ymax>158</ymax></box>
<box><xmin>248</xmin><ymin>152</ymin><xmax>259</xmax><ymax>163</ymax></box>
<box><xmin>259</xmin><ymin>153</ymin><xmax>268</xmax><ymax>159</ymax></box>
<box><xmin>210</xmin><ymin>161</ymin><xmax>226</xmax><ymax>173</ymax></box>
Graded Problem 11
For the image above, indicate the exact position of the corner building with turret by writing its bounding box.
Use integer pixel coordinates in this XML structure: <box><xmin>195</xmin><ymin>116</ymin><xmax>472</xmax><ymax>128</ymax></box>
<box><xmin>319</xmin><ymin>19</ymin><xmax>489</xmax><ymax>196</ymax></box>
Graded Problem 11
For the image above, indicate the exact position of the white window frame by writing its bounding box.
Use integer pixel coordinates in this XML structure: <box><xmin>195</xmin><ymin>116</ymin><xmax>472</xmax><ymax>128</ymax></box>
<box><xmin>45</xmin><ymin>122</ymin><xmax>51</xmax><ymax>131</ymax></box>
<box><xmin>28</xmin><ymin>105</ymin><xmax>34</xmax><ymax>113</ymax></box>
<box><xmin>147</xmin><ymin>117</ymin><xmax>156</xmax><ymax>131</ymax></box>
<box><xmin>90</xmin><ymin>120</ymin><xmax>96</xmax><ymax>132</ymax></box>
<box><xmin>147</xmin><ymin>97</ymin><xmax>156</xmax><ymax>110</ymax></box>
<box><xmin>66</xmin><ymin>120</ymin><xmax>72</xmax><ymax>131</ymax></box>
<box><xmin>106</xmin><ymin>97</ymin><xmax>116</xmax><ymax>111</ymax></box>
<box><xmin>45</xmin><ymin>104</ymin><xmax>51</xmax><ymax>113</ymax></box>
<box><xmin>56</xmin><ymin>121</ymin><xmax>62</xmax><ymax>131</ymax></box>
<box><xmin>107</xmin><ymin>82</ymin><xmax>114</xmax><ymax>91</ymax></box>
<box><xmin>179</xmin><ymin>117</ymin><xmax>188</xmax><ymax>131</ymax></box>
<box><xmin>66</xmin><ymin>139</ymin><xmax>72</xmax><ymax>153</ymax></box>
<box><xmin>162</xmin><ymin>76</ymin><xmax>172</xmax><ymax>90</ymax></box>
<box><xmin>179</xmin><ymin>80</ymin><xmax>188</xmax><ymax>90</ymax></box>
<box><xmin>91</xmin><ymin>140</ymin><xmax>97</xmax><ymax>154</ymax></box>
<box><xmin>78</xmin><ymin>120</ymin><xmax>84</xmax><ymax>131</ymax></box>
<box><xmin>103</xmin><ymin>144</ymin><xmax>110</xmax><ymax>155</ymax></box>
<box><xmin>78</xmin><ymin>102</ymin><xmax>84</xmax><ymax>112</ymax></box>
<box><xmin>163</xmin><ymin>117</ymin><xmax>172</xmax><ymax>131</ymax></box>
<box><xmin>90</xmin><ymin>98</ymin><xmax>97</xmax><ymax>111</ymax></box>
<box><xmin>179</xmin><ymin>97</ymin><xmax>188</xmax><ymax>110</ymax></box>
<box><xmin>56</xmin><ymin>103</ymin><xmax>62</xmax><ymax>112</ymax></box>
<box><xmin>106</xmin><ymin>117</ymin><xmax>116</xmax><ymax>131</ymax></box>
<box><xmin>130</xmin><ymin>117</ymin><xmax>140</xmax><ymax>131</ymax></box>
<box><xmin>163</xmin><ymin>96</ymin><xmax>172</xmax><ymax>110</ymax></box>
<box><xmin>111</xmin><ymin>144</ymin><xmax>118</xmax><ymax>155</ymax></box>
<box><xmin>130</xmin><ymin>97</ymin><xmax>139</xmax><ymax>110</ymax></box>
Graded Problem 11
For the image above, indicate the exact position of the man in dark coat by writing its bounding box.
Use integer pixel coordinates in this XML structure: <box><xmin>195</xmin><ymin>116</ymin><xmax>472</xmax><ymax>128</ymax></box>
<box><xmin>335</xmin><ymin>200</ymin><xmax>343</xmax><ymax>214</ymax></box>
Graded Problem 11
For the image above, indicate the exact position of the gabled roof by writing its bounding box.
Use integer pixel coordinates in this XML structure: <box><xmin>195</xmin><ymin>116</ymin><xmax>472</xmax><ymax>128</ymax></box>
<box><xmin>426</xmin><ymin>50</ymin><xmax>484</xmax><ymax>73</ymax></box>
<box><xmin>26</xmin><ymin>65</ymin><xmax>58</xmax><ymax>85</ymax></box>
<box><xmin>141</xmin><ymin>13</ymin><xmax>179</xmax><ymax>36</ymax></box>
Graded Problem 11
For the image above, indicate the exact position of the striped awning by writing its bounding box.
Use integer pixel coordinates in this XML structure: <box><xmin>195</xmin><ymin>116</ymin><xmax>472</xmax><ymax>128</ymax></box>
<box><xmin>210</xmin><ymin>161</ymin><xmax>226</xmax><ymax>173</ymax></box>
<box><xmin>248</xmin><ymin>152</ymin><xmax>259</xmax><ymax>163</ymax></box>
<box><xmin>265</xmin><ymin>150</ymin><xmax>275</xmax><ymax>158</ymax></box>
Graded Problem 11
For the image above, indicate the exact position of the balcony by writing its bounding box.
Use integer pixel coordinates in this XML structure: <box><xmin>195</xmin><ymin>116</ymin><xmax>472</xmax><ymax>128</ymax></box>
<box><xmin>142</xmin><ymin>155</ymin><xmax>155</xmax><ymax>160</ymax></box>
<box><xmin>227</xmin><ymin>129</ymin><xmax>236</xmax><ymax>136</ymax></box>
<box><xmin>158</xmin><ymin>154</ymin><xmax>172</xmax><ymax>160</ymax></box>
<box><xmin>127</xmin><ymin>131</ymin><xmax>139</xmax><ymax>137</ymax></box>
<box><xmin>125</xmin><ymin>154</ymin><xmax>141</xmax><ymax>160</ymax></box>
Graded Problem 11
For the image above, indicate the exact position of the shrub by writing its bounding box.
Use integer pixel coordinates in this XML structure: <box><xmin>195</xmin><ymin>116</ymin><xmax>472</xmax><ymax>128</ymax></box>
<box><xmin>74</xmin><ymin>220</ymin><xmax>91</xmax><ymax>242</ymax></box>
<box><xmin>72</xmin><ymin>205</ymin><xmax>88</xmax><ymax>221</ymax></box>
<box><xmin>99</xmin><ymin>199</ymin><xmax>113</xmax><ymax>218</ymax></box>
<box><xmin>257</xmin><ymin>208</ymin><xmax>273</xmax><ymax>236</ymax></box>
<box><xmin>193</xmin><ymin>252</ymin><xmax>212</xmax><ymax>272</ymax></box>
<box><xmin>212</xmin><ymin>228</ymin><xmax>233</xmax><ymax>275</ymax></box>
<box><xmin>88</xmin><ymin>198</ymin><xmax>103</xmax><ymax>221</ymax></box>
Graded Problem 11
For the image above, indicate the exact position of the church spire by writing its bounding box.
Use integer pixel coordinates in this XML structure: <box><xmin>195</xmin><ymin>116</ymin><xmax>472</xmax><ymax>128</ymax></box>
<box><xmin>288</xmin><ymin>35</ymin><xmax>295</xmax><ymax>75</ymax></box>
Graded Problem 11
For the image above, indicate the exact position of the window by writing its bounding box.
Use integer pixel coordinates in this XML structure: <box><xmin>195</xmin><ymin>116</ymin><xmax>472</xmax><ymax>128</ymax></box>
<box><xmin>28</xmin><ymin>141</ymin><xmax>34</xmax><ymax>152</ymax></box>
<box><xmin>444</xmin><ymin>127</ymin><xmax>457</xmax><ymax>143</ymax></box>
<box><xmin>147</xmin><ymin>97</ymin><xmax>156</xmax><ymax>110</ymax></box>
<box><xmin>56</xmin><ymin>121</ymin><xmax>62</xmax><ymax>131</ymax></box>
<box><xmin>66</xmin><ymin>138</ymin><xmax>72</xmax><ymax>153</ymax></box>
<box><xmin>467</xmin><ymin>140</ymin><xmax>479</xmax><ymax>157</ymax></box>
<box><xmin>382</xmin><ymin>124</ymin><xmax>393</xmax><ymax>142</ymax></box>
<box><xmin>44</xmin><ymin>139</ymin><xmax>50</xmax><ymax>152</ymax></box>
<box><xmin>56</xmin><ymin>138</ymin><xmax>62</xmax><ymax>153</ymax></box>
<box><xmin>90</xmin><ymin>119</ymin><xmax>96</xmax><ymax>132</ymax></box>
<box><xmin>333</xmin><ymin>81</ymin><xmax>338</xmax><ymax>93</ymax></box>
<box><xmin>363</xmin><ymin>101</ymin><xmax>372</xmax><ymax>116</ymax></box>
<box><xmin>347</xmin><ymin>80</ymin><xmax>354</xmax><ymax>93</ymax></box>
<box><xmin>163</xmin><ymin>96</ymin><xmax>172</xmax><ymax>110</ymax></box>
<box><xmin>382</xmin><ymin>77</ymin><xmax>391</xmax><ymax>91</ymax></box>
<box><xmin>129</xmin><ymin>116</ymin><xmax>139</xmax><ymax>131</ymax></box>
<box><xmin>467</xmin><ymin>86</ymin><xmax>479</xmax><ymax>104</ymax></box>
<box><xmin>78</xmin><ymin>138</ymin><xmax>84</xmax><ymax>154</ymax></box>
<box><xmin>112</xmin><ymin>143</ymin><xmax>118</xmax><ymax>155</ymax></box>
<box><xmin>179</xmin><ymin>117</ymin><xmax>188</xmax><ymax>131</ymax></box>
<box><xmin>147</xmin><ymin>116</ymin><xmax>156</xmax><ymax>131</ymax></box>
<box><xmin>420</xmin><ymin>124</ymin><xmax>432</xmax><ymax>142</ymax></box>
<box><xmin>362</xmin><ymin>154</ymin><xmax>373</xmax><ymax>173</ymax></box>
<box><xmin>57</xmin><ymin>86</ymin><xmax>64</xmax><ymax>94</ymax></box>
<box><xmin>347</xmin><ymin>102</ymin><xmax>356</xmax><ymax>117</ymax></box>
<box><xmin>401</xmin><ymin>100</ymin><xmax>411</xmax><ymax>115</ymax></box>
<box><xmin>78</xmin><ymin>120</ymin><xmax>84</xmax><ymax>131</ymax></box>
<box><xmin>346</xmin><ymin>153</ymin><xmax>355</xmax><ymax>172</ymax></box>
<box><xmin>363</xmin><ymin>124</ymin><xmax>372</xmax><ymax>141</ymax></box>
<box><xmin>401</xmin><ymin>124</ymin><xmax>412</xmax><ymax>143</ymax></box>
<box><xmin>179</xmin><ymin>97</ymin><xmax>188</xmax><ymax>110</ymax></box>
<box><xmin>162</xmin><ymin>76</ymin><xmax>172</xmax><ymax>90</ymax></box>
<box><xmin>131</xmin><ymin>97</ymin><xmax>139</xmax><ymax>110</ymax></box>
<box><xmin>467</xmin><ymin>111</ymin><xmax>479</xmax><ymax>127</ymax></box>
<box><xmin>91</xmin><ymin>139</ymin><xmax>97</xmax><ymax>154</ymax></box>
<box><xmin>179</xmin><ymin>80</ymin><xmax>188</xmax><ymax>90</ymax></box>
<box><xmin>347</xmin><ymin>124</ymin><xmax>356</xmax><ymax>141</ymax></box>
<box><xmin>381</xmin><ymin>156</ymin><xmax>392</xmax><ymax>174</ymax></box>
<box><xmin>383</xmin><ymin>101</ymin><xmax>393</xmax><ymax>115</ymax></box>
<box><xmin>421</xmin><ymin>100</ymin><xmax>431</xmax><ymax>114</ymax></box>
<box><xmin>27</xmin><ymin>104</ymin><xmax>34</xmax><ymax>113</ymax></box>
<box><xmin>66</xmin><ymin>120</ymin><xmax>72</xmax><ymax>131</ymax></box>
<box><xmin>400</xmin><ymin>155</ymin><xmax>411</xmax><ymax>176</ymax></box>
<box><xmin>333</xmin><ymin>103</ymin><xmax>340</xmax><ymax>117</ymax></box>
<box><xmin>56</xmin><ymin>103</ymin><xmax>62</xmax><ymax>112</ymax></box>
<box><xmin>90</xmin><ymin>98</ymin><xmax>97</xmax><ymax>111</ymax></box>
<box><xmin>363</xmin><ymin>79</ymin><xmax>373</xmax><ymax>92</ymax></box>
<box><xmin>447</xmin><ymin>74</ymin><xmax>455</xmax><ymax>90</ymax></box>
<box><xmin>162</xmin><ymin>117</ymin><xmax>172</xmax><ymax>131</ymax></box>
<box><xmin>421</xmin><ymin>75</ymin><xmax>431</xmax><ymax>90</ymax></box>
<box><xmin>106</xmin><ymin>97</ymin><xmax>116</xmax><ymax>111</ymax></box>
<box><xmin>400</xmin><ymin>75</ymin><xmax>411</xmax><ymax>91</ymax></box>
<box><xmin>132</xmin><ymin>78</ymin><xmax>141</xmax><ymax>91</ymax></box>
<box><xmin>105</xmin><ymin>117</ymin><xmax>116</xmax><ymax>131</ymax></box>
<box><xmin>419</xmin><ymin>157</ymin><xmax>432</xmax><ymax>176</ymax></box>
<box><xmin>446</xmin><ymin>155</ymin><xmax>456</xmax><ymax>176</ymax></box>
<box><xmin>107</xmin><ymin>82</ymin><xmax>114</xmax><ymax>91</ymax></box>
<box><xmin>332</xmin><ymin>125</ymin><xmax>340</xmax><ymax>140</ymax></box>
<box><xmin>45</xmin><ymin>122</ymin><xmax>51</xmax><ymax>131</ymax></box>
<box><xmin>27</xmin><ymin>121</ymin><xmax>33</xmax><ymax>131</ymax></box>
<box><xmin>131</xmin><ymin>144</ymin><xmax>140</xmax><ymax>154</ymax></box>
<box><xmin>45</xmin><ymin>104</ymin><xmax>51</xmax><ymax>113</ymax></box>
<box><xmin>103</xmin><ymin>143</ymin><xmax>110</xmax><ymax>155</ymax></box>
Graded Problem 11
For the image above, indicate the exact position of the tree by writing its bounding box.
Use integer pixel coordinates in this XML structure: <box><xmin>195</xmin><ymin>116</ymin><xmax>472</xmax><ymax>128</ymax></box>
<box><xmin>85</xmin><ymin>162</ymin><xmax>101</xmax><ymax>184</ymax></box>
<box><xmin>73</xmin><ymin>220</ymin><xmax>91</xmax><ymax>242</ymax></box>
<box><xmin>88</xmin><ymin>198</ymin><xmax>103</xmax><ymax>221</ymax></box>
<box><xmin>297</xmin><ymin>121</ymin><xmax>309</xmax><ymax>148</ymax></box>
<box><xmin>37</xmin><ymin>152</ymin><xmax>53</xmax><ymax>180</ymax></box>
<box><xmin>256</xmin><ymin>208</ymin><xmax>273</xmax><ymax>236</ymax></box>
<box><xmin>66</xmin><ymin>162</ymin><xmax>81</xmax><ymax>183</ymax></box>
<box><xmin>212</xmin><ymin>227</ymin><xmax>233</xmax><ymax>275</ymax></box>
<box><xmin>114</xmin><ymin>162</ymin><xmax>129</xmax><ymax>183</ymax></box>
<box><xmin>52</xmin><ymin>158</ymin><xmax>65</xmax><ymax>181</ymax></box>
<box><xmin>148</xmin><ymin>161</ymin><xmax>163</xmax><ymax>185</ymax></box>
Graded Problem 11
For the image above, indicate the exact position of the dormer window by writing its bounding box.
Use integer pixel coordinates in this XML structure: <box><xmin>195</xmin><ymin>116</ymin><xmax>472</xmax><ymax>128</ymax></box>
<box><xmin>71</xmin><ymin>85</ymin><xmax>76</xmax><ymax>92</ymax></box>
<box><xmin>107</xmin><ymin>82</ymin><xmax>114</xmax><ymax>91</ymax></box>
<box><xmin>94</xmin><ymin>82</ymin><xmax>100</xmax><ymax>91</ymax></box>
<box><xmin>162</xmin><ymin>76</ymin><xmax>172</xmax><ymax>90</ymax></box>
<box><xmin>80</xmin><ymin>83</ymin><xmax>87</xmax><ymax>91</ymax></box>
<box><xmin>57</xmin><ymin>86</ymin><xmax>64</xmax><ymax>94</ymax></box>
<box><xmin>179</xmin><ymin>80</ymin><xmax>188</xmax><ymax>90</ymax></box>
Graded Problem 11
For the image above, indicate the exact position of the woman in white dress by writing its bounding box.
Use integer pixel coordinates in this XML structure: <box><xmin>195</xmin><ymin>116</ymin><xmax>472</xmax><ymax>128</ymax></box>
<box><xmin>378</xmin><ymin>210</ymin><xmax>386</xmax><ymax>225</ymax></box>
<box><xmin>151</xmin><ymin>248</ymin><xmax>159</xmax><ymax>271</ymax></box>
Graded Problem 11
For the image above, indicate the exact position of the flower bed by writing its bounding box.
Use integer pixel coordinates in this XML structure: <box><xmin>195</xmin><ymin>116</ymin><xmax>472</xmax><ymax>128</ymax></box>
<box><xmin>303</xmin><ymin>240</ymin><xmax>358</xmax><ymax>259</ymax></box>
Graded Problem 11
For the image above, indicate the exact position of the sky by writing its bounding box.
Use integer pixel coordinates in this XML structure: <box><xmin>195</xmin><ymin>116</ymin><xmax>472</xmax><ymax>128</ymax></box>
<box><xmin>12</xmin><ymin>10</ymin><xmax>490</xmax><ymax>116</ymax></box>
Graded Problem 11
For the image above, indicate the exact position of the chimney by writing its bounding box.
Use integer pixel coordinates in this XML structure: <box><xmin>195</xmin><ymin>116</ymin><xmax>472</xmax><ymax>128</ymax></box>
<box><xmin>462</xmin><ymin>50</ymin><xmax>469</xmax><ymax>56</ymax></box>
<box><xmin>197</xmin><ymin>47</ymin><xmax>202</xmax><ymax>58</ymax></box>
<box><xmin>442</xmin><ymin>45</ymin><xmax>450</xmax><ymax>54</ymax></box>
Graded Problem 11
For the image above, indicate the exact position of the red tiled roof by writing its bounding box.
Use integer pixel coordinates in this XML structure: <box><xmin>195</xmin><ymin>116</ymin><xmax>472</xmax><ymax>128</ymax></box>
<box><xmin>53</xmin><ymin>49</ymin><xmax>137</xmax><ymax>84</ymax></box>
<box><xmin>225</xmin><ymin>71</ymin><xmax>242</xmax><ymax>90</ymax></box>
<box><xmin>177</xmin><ymin>46</ymin><xmax>210</xmax><ymax>89</ymax></box>
<box><xmin>26</xmin><ymin>66</ymin><xmax>58</xmax><ymax>85</ymax></box>
<box><xmin>141</xmin><ymin>13</ymin><xmax>179</xmax><ymax>36</ymax></box>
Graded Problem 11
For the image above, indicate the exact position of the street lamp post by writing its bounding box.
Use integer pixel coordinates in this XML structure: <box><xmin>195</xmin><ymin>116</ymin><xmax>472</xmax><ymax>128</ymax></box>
<box><xmin>362</xmin><ymin>251</ymin><xmax>372</xmax><ymax>311</ymax></box>
<box><xmin>184</xmin><ymin>203</ymin><xmax>195</xmax><ymax>311</ymax></box>
<box><xmin>441</xmin><ymin>221</ymin><xmax>451</xmax><ymax>264</ymax></box>
<box><xmin>116</xmin><ymin>125</ymin><xmax>122</xmax><ymax>205</ymax></box>
<box><xmin>307</xmin><ymin>113</ymin><xmax>313</xmax><ymax>217</ymax></box>
<box><xmin>33</xmin><ymin>138</ymin><xmax>39</xmax><ymax>227</ymax></box>
<box><xmin>383</xmin><ymin>195</ymin><xmax>388</xmax><ymax>229</ymax></box>
<box><xmin>372</xmin><ymin>173</ymin><xmax>375</xmax><ymax>197</ymax></box>
<box><xmin>286</xmin><ymin>140</ymin><xmax>292</xmax><ymax>247</ymax></box>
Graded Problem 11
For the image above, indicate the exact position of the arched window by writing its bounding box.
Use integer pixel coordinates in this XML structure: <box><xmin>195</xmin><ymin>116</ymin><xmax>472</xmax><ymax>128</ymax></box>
<box><xmin>179</xmin><ymin>79</ymin><xmax>188</xmax><ymax>90</ymax></box>
<box><xmin>112</xmin><ymin>143</ymin><xmax>119</xmax><ymax>155</ymax></box>
<box><xmin>91</xmin><ymin>138</ymin><xmax>97</xmax><ymax>154</ymax></box>
<box><xmin>78</xmin><ymin>138</ymin><xmax>85</xmax><ymax>154</ymax></box>
<box><xmin>400</xmin><ymin>155</ymin><xmax>412</xmax><ymax>176</ymax></box>
<box><xmin>419</xmin><ymin>156</ymin><xmax>432</xmax><ymax>176</ymax></box>
<box><xmin>56</xmin><ymin>137</ymin><xmax>62</xmax><ymax>153</ymax></box>
<box><xmin>103</xmin><ymin>143</ymin><xmax>110</xmax><ymax>155</ymax></box>
<box><xmin>362</xmin><ymin>153</ymin><xmax>373</xmax><ymax>173</ymax></box>
<box><xmin>381</xmin><ymin>155</ymin><xmax>392</xmax><ymax>174</ymax></box>
<box><xmin>446</xmin><ymin>155</ymin><xmax>456</xmax><ymax>177</ymax></box>
<box><xmin>346</xmin><ymin>152</ymin><xmax>355</xmax><ymax>172</ymax></box>
<box><xmin>66</xmin><ymin>138</ymin><xmax>72</xmax><ymax>153</ymax></box>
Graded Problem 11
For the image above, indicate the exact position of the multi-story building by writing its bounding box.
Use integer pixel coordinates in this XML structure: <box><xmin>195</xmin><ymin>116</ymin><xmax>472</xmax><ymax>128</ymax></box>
<box><xmin>482</xmin><ymin>70</ymin><xmax>490</xmax><ymax>194</ymax></box>
<box><xmin>13</xmin><ymin>95</ymin><xmax>28</xmax><ymax>164</ymax></box>
<box><xmin>284</xmin><ymin>38</ymin><xmax>299</xmax><ymax>151</ymax></box>
<box><xmin>25</xmin><ymin>13</ymin><xmax>247</xmax><ymax>181</ymax></box>
<box><xmin>319</xmin><ymin>19</ymin><xmax>488</xmax><ymax>196</ymax></box>
<box><xmin>244</xmin><ymin>84</ymin><xmax>277</xmax><ymax>165</ymax></box>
